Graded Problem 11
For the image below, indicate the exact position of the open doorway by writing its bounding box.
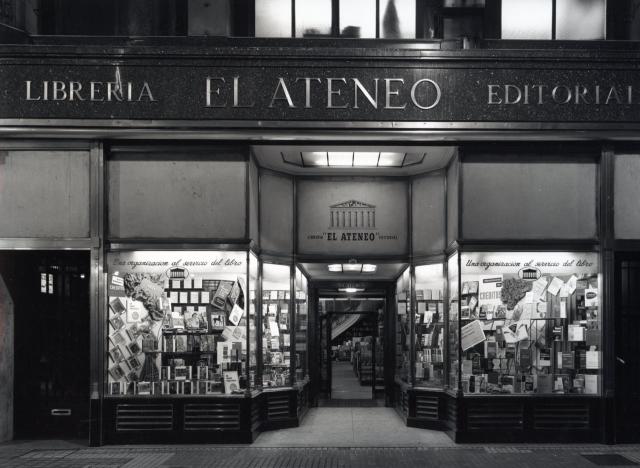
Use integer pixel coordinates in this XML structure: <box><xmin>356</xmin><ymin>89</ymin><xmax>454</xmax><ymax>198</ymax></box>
<box><xmin>0</xmin><ymin>250</ymin><xmax>90</xmax><ymax>441</ymax></box>
<box><xmin>317</xmin><ymin>296</ymin><xmax>387</xmax><ymax>405</ymax></box>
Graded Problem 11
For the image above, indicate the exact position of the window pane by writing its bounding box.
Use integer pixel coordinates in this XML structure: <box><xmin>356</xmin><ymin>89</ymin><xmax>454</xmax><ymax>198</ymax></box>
<box><xmin>443</xmin><ymin>16</ymin><xmax>484</xmax><ymax>39</ymax></box>
<box><xmin>340</xmin><ymin>0</ymin><xmax>376</xmax><ymax>38</ymax></box>
<box><xmin>502</xmin><ymin>0</ymin><xmax>552</xmax><ymax>39</ymax></box>
<box><xmin>189</xmin><ymin>0</ymin><xmax>231</xmax><ymax>36</ymax></box>
<box><xmin>556</xmin><ymin>0</ymin><xmax>605</xmax><ymax>40</ymax></box>
<box><xmin>256</xmin><ymin>0</ymin><xmax>292</xmax><ymax>37</ymax></box>
<box><xmin>295</xmin><ymin>0</ymin><xmax>332</xmax><ymax>37</ymax></box>
<box><xmin>380</xmin><ymin>0</ymin><xmax>416</xmax><ymax>39</ymax></box>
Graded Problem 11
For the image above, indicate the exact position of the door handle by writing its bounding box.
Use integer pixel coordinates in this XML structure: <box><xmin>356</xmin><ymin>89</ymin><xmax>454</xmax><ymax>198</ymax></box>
<box><xmin>51</xmin><ymin>409</ymin><xmax>72</xmax><ymax>416</ymax></box>
<box><xmin>617</xmin><ymin>357</ymin><xmax>626</xmax><ymax>365</ymax></box>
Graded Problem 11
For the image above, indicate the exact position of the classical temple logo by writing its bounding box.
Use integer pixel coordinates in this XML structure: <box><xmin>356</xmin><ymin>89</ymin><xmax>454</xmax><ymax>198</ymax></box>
<box><xmin>329</xmin><ymin>200</ymin><xmax>376</xmax><ymax>230</ymax></box>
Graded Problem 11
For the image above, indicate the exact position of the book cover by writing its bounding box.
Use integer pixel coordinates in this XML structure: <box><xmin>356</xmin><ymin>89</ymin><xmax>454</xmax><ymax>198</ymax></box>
<box><xmin>175</xmin><ymin>335</ymin><xmax>187</xmax><ymax>352</ymax></box>
<box><xmin>142</xmin><ymin>336</ymin><xmax>158</xmax><ymax>353</ymax></box>
<box><xmin>185</xmin><ymin>310</ymin><xmax>208</xmax><ymax>331</ymax></box>
<box><xmin>586</xmin><ymin>350</ymin><xmax>601</xmax><ymax>369</ymax></box>
<box><xmin>561</xmin><ymin>352</ymin><xmax>575</xmax><ymax>370</ymax></box>
<box><xmin>127</xmin><ymin>340</ymin><xmax>141</xmax><ymax>356</ymax></box>
<box><xmin>537</xmin><ymin>374</ymin><xmax>552</xmax><ymax>393</ymax></box>
<box><xmin>568</xmin><ymin>324</ymin><xmax>585</xmax><ymax>342</ymax></box>
<box><xmin>137</xmin><ymin>381</ymin><xmax>151</xmax><ymax>395</ymax></box>
<box><xmin>212</xmin><ymin>281</ymin><xmax>233</xmax><ymax>310</ymax></box>
<box><xmin>127</xmin><ymin>355</ymin><xmax>142</xmax><ymax>370</ymax></box>
<box><xmin>109</xmin><ymin>314</ymin><xmax>125</xmax><ymax>331</ymax></box>
<box><xmin>109</xmin><ymin>297</ymin><xmax>127</xmax><ymax>315</ymax></box>
<box><xmin>485</xmin><ymin>341</ymin><xmax>497</xmax><ymax>359</ymax></box>
<box><xmin>227</xmin><ymin>281</ymin><xmax>241</xmax><ymax>306</ymax></box>
<box><xmin>108</xmin><ymin>364</ymin><xmax>125</xmax><ymax>381</ymax></box>
<box><xmin>161</xmin><ymin>366</ymin><xmax>170</xmax><ymax>380</ymax></box>
<box><xmin>223</xmin><ymin>370</ymin><xmax>240</xmax><ymax>393</ymax></box>
<box><xmin>228</xmin><ymin>303</ymin><xmax>245</xmax><ymax>326</ymax></box>
<box><xmin>109</xmin><ymin>346</ymin><xmax>126</xmax><ymax>363</ymax></box>
<box><xmin>174</xmin><ymin>366</ymin><xmax>188</xmax><ymax>380</ymax></box>
<box><xmin>539</xmin><ymin>348</ymin><xmax>551</xmax><ymax>367</ymax></box>
<box><xmin>519</xmin><ymin>348</ymin><xmax>531</xmax><ymax>370</ymax></box>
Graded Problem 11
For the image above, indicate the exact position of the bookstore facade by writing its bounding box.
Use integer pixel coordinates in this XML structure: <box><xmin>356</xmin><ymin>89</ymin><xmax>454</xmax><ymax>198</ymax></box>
<box><xmin>0</xmin><ymin>41</ymin><xmax>640</xmax><ymax>446</ymax></box>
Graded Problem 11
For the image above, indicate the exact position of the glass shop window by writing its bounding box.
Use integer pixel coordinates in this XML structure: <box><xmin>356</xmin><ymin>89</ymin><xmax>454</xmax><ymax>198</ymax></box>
<box><xmin>105</xmin><ymin>250</ymin><xmax>252</xmax><ymax>397</ymax></box>
<box><xmin>501</xmin><ymin>0</ymin><xmax>606</xmax><ymax>40</ymax></box>
<box><xmin>456</xmin><ymin>251</ymin><xmax>602</xmax><ymax>396</ymax></box>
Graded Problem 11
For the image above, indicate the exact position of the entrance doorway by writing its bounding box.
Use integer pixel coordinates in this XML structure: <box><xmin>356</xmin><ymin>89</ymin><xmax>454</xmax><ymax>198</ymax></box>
<box><xmin>317</xmin><ymin>295</ymin><xmax>388</xmax><ymax>405</ymax></box>
<box><xmin>615</xmin><ymin>252</ymin><xmax>640</xmax><ymax>442</ymax></box>
<box><xmin>0</xmin><ymin>251</ymin><xmax>90</xmax><ymax>440</ymax></box>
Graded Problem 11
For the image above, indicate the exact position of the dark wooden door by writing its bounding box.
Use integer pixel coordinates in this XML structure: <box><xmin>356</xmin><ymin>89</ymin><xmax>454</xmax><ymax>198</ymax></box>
<box><xmin>615</xmin><ymin>253</ymin><xmax>640</xmax><ymax>442</ymax></box>
<box><xmin>3</xmin><ymin>251</ymin><xmax>90</xmax><ymax>439</ymax></box>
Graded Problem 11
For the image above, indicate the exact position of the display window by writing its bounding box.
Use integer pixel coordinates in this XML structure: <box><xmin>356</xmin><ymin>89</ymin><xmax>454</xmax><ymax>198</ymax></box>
<box><xmin>262</xmin><ymin>262</ymin><xmax>292</xmax><ymax>388</ymax></box>
<box><xmin>105</xmin><ymin>250</ymin><xmax>250</xmax><ymax>397</ymax></box>
<box><xmin>414</xmin><ymin>263</ymin><xmax>445</xmax><ymax>388</ymax></box>
<box><xmin>456</xmin><ymin>251</ymin><xmax>601</xmax><ymax>395</ymax></box>
<box><xmin>395</xmin><ymin>267</ymin><xmax>411</xmax><ymax>383</ymax></box>
<box><xmin>294</xmin><ymin>267</ymin><xmax>309</xmax><ymax>382</ymax></box>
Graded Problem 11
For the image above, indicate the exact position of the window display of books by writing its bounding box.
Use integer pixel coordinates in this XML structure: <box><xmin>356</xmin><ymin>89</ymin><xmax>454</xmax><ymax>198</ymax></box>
<box><xmin>105</xmin><ymin>251</ymin><xmax>250</xmax><ymax>397</ymax></box>
<box><xmin>415</xmin><ymin>293</ymin><xmax>445</xmax><ymax>387</ymax></box>
<box><xmin>456</xmin><ymin>252</ymin><xmax>601</xmax><ymax>396</ymax></box>
<box><xmin>262</xmin><ymin>289</ymin><xmax>292</xmax><ymax>387</ymax></box>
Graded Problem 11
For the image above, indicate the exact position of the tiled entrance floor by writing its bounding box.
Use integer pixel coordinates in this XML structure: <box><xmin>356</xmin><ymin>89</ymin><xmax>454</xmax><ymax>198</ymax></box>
<box><xmin>254</xmin><ymin>407</ymin><xmax>454</xmax><ymax>447</ymax></box>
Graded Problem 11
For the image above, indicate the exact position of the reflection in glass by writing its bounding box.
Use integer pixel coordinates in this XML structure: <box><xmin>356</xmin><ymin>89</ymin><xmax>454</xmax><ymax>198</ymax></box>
<box><xmin>380</xmin><ymin>0</ymin><xmax>416</xmax><ymax>38</ymax></box>
<box><xmin>414</xmin><ymin>264</ymin><xmax>445</xmax><ymax>388</ymax></box>
<box><xmin>295</xmin><ymin>267</ymin><xmax>308</xmax><ymax>381</ymax></box>
<box><xmin>501</xmin><ymin>0</ymin><xmax>552</xmax><ymax>40</ymax></box>
<box><xmin>339</xmin><ymin>0</ymin><xmax>376</xmax><ymax>38</ymax></box>
<box><xmin>255</xmin><ymin>0</ymin><xmax>292</xmax><ymax>37</ymax></box>
<box><xmin>295</xmin><ymin>0</ymin><xmax>332</xmax><ymax>37</ymax></box>
<box><xmin>395</xmin><ymin>267</ymin><xmax>411</xmax><ymax>383</ymax></box>
<box><xmin>248</xmin><ymin>253</ymin><xmax>259</xmax><ymax>389</ymax></box>
<box><xmin>556</xmin><ymin>0</ymin><xmax>605</xmax><ymax>40</ymax></box>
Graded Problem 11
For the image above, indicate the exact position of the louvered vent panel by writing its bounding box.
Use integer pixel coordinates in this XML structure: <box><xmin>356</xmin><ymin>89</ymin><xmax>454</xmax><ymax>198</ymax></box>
<box><xmin>267</xmin><ymin>394</ymin><xmax>290</xmax><ymax>419</ymax></box>
<box><xmin>116</xmin><ymin>404</ymin><xmax>173</xmax><ymax>431</ymax></box>
<box><xmin>401</xmin><ymin>391</ymin><xmax>409</xmax><ymax>417</ymax></box>
<box><xmin>184</xmin><ymin>403</ymin><xmax>240</xmax><ymax>431</ymax></box>
<box><xmin>447</xmin><ymin>398</ymin><xmax>457</xmax><ymax>426</ymax></box>
<box><xmin>415</xmin><ymin>394</ymin><xmax>439</xmax><ymax>420</ymax></box>
<box><xmin>467</xmin><ymin>402</ymin><xmax>523</xmax><ymax>431</ymax></box>
<box><xmin>534</xmin><ymin>402</ymin><xmax>590</xmax><ymax>430</ymax></box>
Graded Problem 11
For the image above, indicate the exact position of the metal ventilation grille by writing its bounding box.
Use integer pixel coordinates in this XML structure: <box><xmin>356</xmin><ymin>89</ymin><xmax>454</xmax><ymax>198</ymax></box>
<box><xmin>415</xmin><ymin>394</ymin><xmax>439</xmax><ymax>420</ymax></box>
<box><xmin>116</xmin><ymin>404</ymin><xmax>173</xmax><ymax>431</ymax></box>
<box><xmin>400</xmin><ymin>390</ymin><xmax>409</xmax><ymax>417</ymax></box>
<box><xmin>184</xmin><ymin>403</ymin><xmax>241</xmax><ymax>431</ymax></box>
<box><xmin>447</xmin><ymin>398</ymin><xmax>457</xmax><ymax>427</ymax></box>
<box><xmin>267</xmin><ymin>394</ymin><xmax>290</xmax><ymax>419</ymax></box>
<box><xmin>534</xmin><ymin>402</ymin><xmax>590</xmax><ymax>430</ymax></box>
<box><xmin>467</xmin><ymin>402</ymin><xmax>523</xmax><ymax>431</ymax></box>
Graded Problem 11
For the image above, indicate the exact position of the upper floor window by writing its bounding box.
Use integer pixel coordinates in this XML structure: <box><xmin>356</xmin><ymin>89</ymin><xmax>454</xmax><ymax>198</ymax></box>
<box><xmin>255</xmin><ymin>0</ymin><xmax>419</xmax><ymax>38</ymax></box>
<box><xmin>501</xmin><ymin>0</ymin><xmax>606</xmax><ymax>40</ymax></box>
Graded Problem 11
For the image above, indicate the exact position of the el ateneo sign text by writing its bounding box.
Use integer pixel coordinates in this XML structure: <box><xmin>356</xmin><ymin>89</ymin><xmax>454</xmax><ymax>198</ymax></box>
<box><xmin>6</xmin><ymin>65</ymin><xmax>640</xmax><ymax>122</ymax></box>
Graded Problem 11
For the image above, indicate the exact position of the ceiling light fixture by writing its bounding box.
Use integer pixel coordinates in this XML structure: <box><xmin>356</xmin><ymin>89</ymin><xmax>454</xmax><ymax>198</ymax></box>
<box><xmin>326</xmin><ymin>263</ymin><xmax>377</xmax><ymax>274</ymax></box>
<box><xmin>339</xmin><ymin>287</ymin><xmax>364</xmax><ymax>293</ymax></box>
<box><xmin>284</xmin><ymin>151</ymin><xmax>425</xmax><ymax>168</ymax></box>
